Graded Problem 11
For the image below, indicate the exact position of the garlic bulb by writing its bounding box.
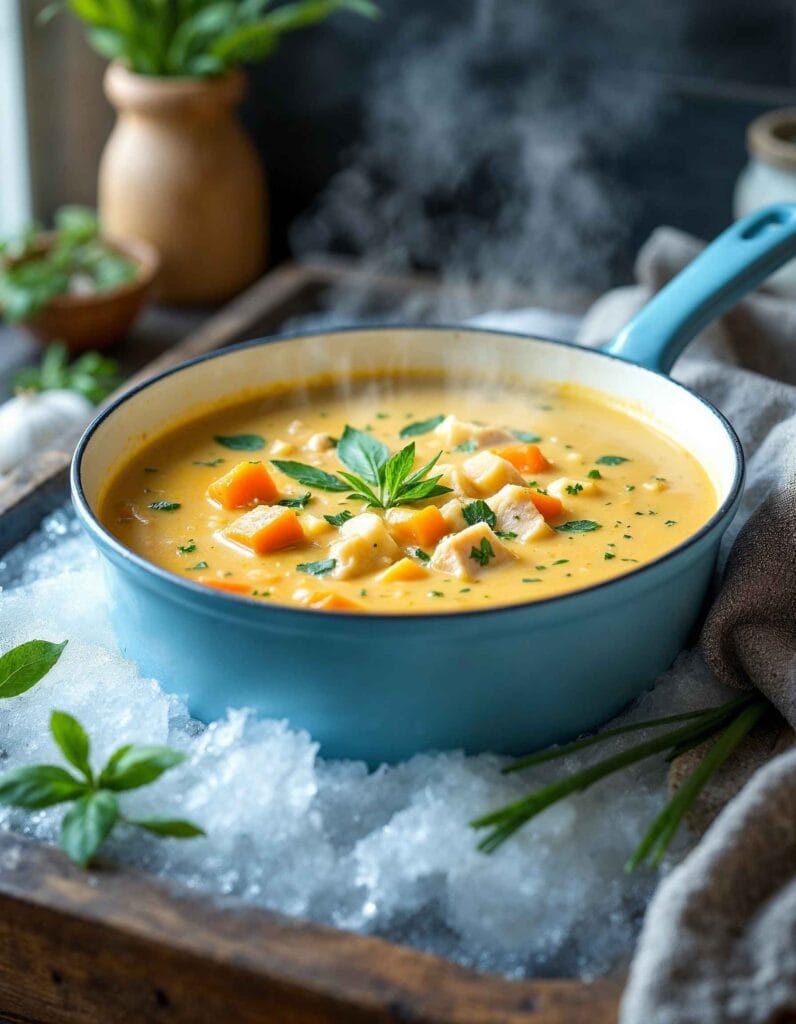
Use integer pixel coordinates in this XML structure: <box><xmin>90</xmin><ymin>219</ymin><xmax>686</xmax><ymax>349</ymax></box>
<box><xmin>0</xmin><ymin>389</ymin><xmax>94</xmax><ymax>475</ymax></box>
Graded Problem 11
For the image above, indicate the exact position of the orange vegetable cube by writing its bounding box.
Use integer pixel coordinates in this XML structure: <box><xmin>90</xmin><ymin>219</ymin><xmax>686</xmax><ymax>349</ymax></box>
<box><xmin>528</xmin><ymin>490</ymin><xmax>563</xmax><ymax>521</ymax></box>
<box><xmin>386</xmin><ymin>505</ymin><xmax>450</xmax><ymax>548</ymax></box>
<box><xmin>305</xmin><ymin>591</ymin><xmax>363</xmax><ymax>612</ymax></box>
<box><xmin>196</xmin><ymin>577</ymin><xmax>251</xmax><ymax>595</ymax></box>
<box><xmin>378</xmin><ymin>557</ymin><xmax>428</xmax><ymax>583</ymax></box>
<box><xmin>501</xmin><ymin>444</ymin><xmax>550</xmax><ymax>474</ymax></box>
<box><xmin>223</xmin><ymin>505</ymin><xmax>305</xmax><ymax>554</ymax></box>
<box><xmin>207</xmin><ymin>461</ymin><xmax>278</xmax><ymax>509</ymax></box>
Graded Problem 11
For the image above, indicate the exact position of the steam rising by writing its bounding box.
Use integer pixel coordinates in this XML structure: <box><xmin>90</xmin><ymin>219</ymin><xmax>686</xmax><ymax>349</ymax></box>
<box><xmin>292</xmin><ymin>0</ymin><xmax>684</xmax><ymax>320</ymax></box>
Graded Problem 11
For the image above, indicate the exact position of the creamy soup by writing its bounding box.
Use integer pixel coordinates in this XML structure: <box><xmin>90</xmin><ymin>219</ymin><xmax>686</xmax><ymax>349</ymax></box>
<box><xmin>100</xmin><ymin>374</ymin><xmax>718</xmax><ymax>613</ymax></box>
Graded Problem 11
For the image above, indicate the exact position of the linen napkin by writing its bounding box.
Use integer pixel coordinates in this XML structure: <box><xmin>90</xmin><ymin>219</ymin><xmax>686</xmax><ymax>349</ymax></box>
<box><xmin>574</xmin><ymin>227</ymin><xmax>796</xmax><ymax>1024</ymax></box>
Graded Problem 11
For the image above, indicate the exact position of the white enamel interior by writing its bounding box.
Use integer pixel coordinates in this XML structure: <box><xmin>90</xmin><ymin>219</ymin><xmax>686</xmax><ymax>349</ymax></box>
<box><xmin>79</xmin><ymin>329</ymin><xmax>739</xmax><ymax>510</ymax></box>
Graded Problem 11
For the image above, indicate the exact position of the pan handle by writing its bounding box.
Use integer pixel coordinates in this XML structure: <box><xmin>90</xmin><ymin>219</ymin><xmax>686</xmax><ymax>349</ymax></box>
<box><xmin>604</xmin><ymin>203</ymin><xmax>796</xmax><ymax>374</ymax></box>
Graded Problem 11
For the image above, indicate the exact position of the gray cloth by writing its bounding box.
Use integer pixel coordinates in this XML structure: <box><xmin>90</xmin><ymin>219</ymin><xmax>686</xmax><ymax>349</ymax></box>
<box><xmin>576</xmin><ymin>227</ymin><xmax>796</xmax><ymax>1024</ymax></box>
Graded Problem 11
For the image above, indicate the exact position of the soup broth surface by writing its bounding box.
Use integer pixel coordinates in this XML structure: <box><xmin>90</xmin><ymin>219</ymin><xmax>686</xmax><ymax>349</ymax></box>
<box><xmin>100</xmin><ymin>374</ymin><xmax>718</xmax><ymax>614</ymax></box>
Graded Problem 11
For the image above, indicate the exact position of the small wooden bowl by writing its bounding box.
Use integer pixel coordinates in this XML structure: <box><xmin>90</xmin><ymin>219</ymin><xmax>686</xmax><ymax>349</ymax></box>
<box><xmin>14</xmin><ymin>235</ymin><xmax>160</xmax><ymax>353</ymax></box>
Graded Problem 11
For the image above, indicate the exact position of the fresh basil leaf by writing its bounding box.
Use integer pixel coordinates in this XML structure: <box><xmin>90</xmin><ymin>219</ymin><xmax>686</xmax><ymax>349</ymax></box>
<box><xmin>271</xmin><ymin>460</ymin><xmax>348</xmax><ymax>492</ymax></box>
<box><xmin>383</xmin><ymin>442</ymin><xmax>416</xmax><ymax>500</ymax></box>
<box><xmin>0</xmin><ymin>639</ymin><xmax>67</xmax><ymax>698</ymax></box>
<box><xmin>0</xmin><ymin>764</ymin><xmax>86</xmax><ymax>808</ymax></box>
<box><xmin>337</xmin><ymin>425</ymin><xmax>388</xmax><ymax>486</ymax></box>
<box><xmin>556</xmin><ymin>520</ymin><xmax>601</xmax><ymax>532</ymax></box>
<box><xmin>214</xmin><ymin>434</ymin><xmax>265</xmax><ymax>451</ymax></box>
<box><xmin>338</xmin><ymin>471</ymin><xmax>383</xmax><ymax>507</ymax></box>
<box><xmin>278</xmin><ymin>491</ymin><xmax>311</xmax><ymax>509</ymax></box>
<box><xmin>50</xmin><ymin>710</ymin><xmax>91</xmax><ymax>780</ymax></box>
<box><xmin>463</xmin><ymin>500</ymin><xmax>496</xmax><ymax>529</ymax></box>
<box><xmin>513</xmin><ymin>430</ymin><xmax>541</xmax><ymax>443</ymax></box>
<box><xmin>296</xmin><ymin>558</ymin><xmax>336</xmax><ymax>576</ymax></box>
<box><xmin>399</xmin><ymin>414</ymin><xmax>445</xmax><ymax>438</ymax></box>
<box><xmin>130</xmin><ymin>817</ymin><xmax>206</xmax><ymax>838</ymax></box>
<box><xmin>148</xmin><ymin>500</ymin><xmax>181</xmax><ymax>512</ymax></box>
<box><xmin>99</xmin><ymin>744</ymin><xmax>185</xmax><ymax>791</ymax></box>
<box><xmin>60</xmin><ymin>790</ymin><xmax>118</xmax><ymax>867</ymax></box>
<box><xmin>401</xmin><ymin>450</ymin><xmax>443</xmax><ymax>489</ymax></box>
<box><xmin>324</xmin><ymin>510</ymin><xmax>353</xmax><ymax>527</ymax></box>
<box><xmin>595</xmin><ymin>455</ymin><xmax>629</xmax><ymax>466</ymax></box>
<box><xmin>394</xmin><ymin>480</ymin><xmax>452</xmax><ymax>504</ymax></box>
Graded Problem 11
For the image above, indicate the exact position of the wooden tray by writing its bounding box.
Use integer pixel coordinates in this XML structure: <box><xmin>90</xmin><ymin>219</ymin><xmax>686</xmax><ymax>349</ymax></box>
<box><xmin>0</xmin><ymin>261</ymin><xmax>618</xmax><ymax>1024</ymax></box>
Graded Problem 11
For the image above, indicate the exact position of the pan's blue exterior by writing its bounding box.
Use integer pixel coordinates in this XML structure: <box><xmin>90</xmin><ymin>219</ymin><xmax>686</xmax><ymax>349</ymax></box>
<box><xmin>72</xmin><ymin>203</ymin><xmax>796</xmax><ymax>763</ymax></box>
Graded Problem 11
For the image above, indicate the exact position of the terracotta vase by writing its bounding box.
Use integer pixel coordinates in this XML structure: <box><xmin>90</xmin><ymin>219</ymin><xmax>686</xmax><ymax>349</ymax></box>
<box><xmin>99</xmin><ymin>63</ymin><xmax>267</xmax><ymax>305</ymax></box>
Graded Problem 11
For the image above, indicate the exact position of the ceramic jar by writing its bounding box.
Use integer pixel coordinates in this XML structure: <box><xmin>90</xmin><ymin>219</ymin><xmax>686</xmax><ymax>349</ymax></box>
<box><xmin>99</xmin><ymin>63</ymin><xmax>267</xmax><ymax>305</ymax></box>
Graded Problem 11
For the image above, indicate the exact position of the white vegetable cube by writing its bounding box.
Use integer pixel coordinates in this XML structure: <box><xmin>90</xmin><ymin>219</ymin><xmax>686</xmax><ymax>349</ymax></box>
<box><xmin>643</xmin><ymin>479</ymin><xmax>668</xmax><ymax>492</ymax></box>
<box><xmin>435</xmin><ymin>463</ymin><xmax>476</xmax><ymax>499</ymax></box>
<box><xmin>305</xmin><ymin>432</ymin><xmax>334</xmax><ymax>453</ymax></box>
<box><xmin>548</xmin><ymin>476</ymin><xmax>600</xmax><ymax>500</ymax></box>
<box><xmin>434</xmin><ymin>415</ymin><xmax>513</xmax><ymax>450</ymax></box>
<box><xmin>462</xmin><ymin>451</ymin><xmax>524</xmax><ymax>496</ymax></box>
<box><xmin>429</xmin><ymin>522</ymin><xmax>514</xmax><ymax>580</ymax></box>
<box><xmin>301</xmin><ymin>513</ymin><xmax>332</xmax><ymax>540</ymax></box>
<box><xmin>439</xmin><ymin>498</ymin><xmax>467</xmax><ymax>533</ymax></box>
<box><xmin>486</xmin><ymin>485</ymin><xmax>553</xmax><ymax>543</ymax></box>
<box><xmin>329</xmin><ymin>512</ymin><xmax>402</xmax><ymax>579</ymax></box>
<box><xmin>269</xmin><ymin>438</ymin><xmax>295</xmax><ymax>457</ymax></box>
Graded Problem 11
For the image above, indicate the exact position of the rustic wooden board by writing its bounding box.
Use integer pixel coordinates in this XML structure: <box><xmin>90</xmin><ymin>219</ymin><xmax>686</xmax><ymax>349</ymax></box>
<box><xmin>0</xmin><ymin>261</ymin><xmax>618</xmax><ymax>1023</ymax></box>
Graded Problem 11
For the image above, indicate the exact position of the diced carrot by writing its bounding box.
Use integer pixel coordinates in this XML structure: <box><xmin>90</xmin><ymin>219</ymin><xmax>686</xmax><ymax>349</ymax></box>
<box><xmin>378</xmin><ymin>557</ymin><xmax>428</xmax><ymax>583</ymax></box>
<box><xmin>387</xmin><ymin>505</ymin><xmax>450</xmax><ymax>548</ymax></box>
<box><xmin>305</xmin><ymin>591</ymin><xmax>363</xmax><ymax>612</ymax></box>
<box><xmin>196</xmin><ymin>577</ymin><xmax>251</xmax><ymax>595</ymax></box>
<box><xmin>223</xmin><ymin>505</ymin><xmax>305</xmax><ymax>554</ymax></box>
<box><xmin>501</xmin><ymin>444</ymin><xmax>550</xmax><ymax>474</ymax></box>
<box><xmin>528</xmin><ymin>490</ymin><xmax>563</xmax><ymax>520</ymax></box>
<box><xmin>207</xmin><ymin>461</ymin><xmax>278</xmax><ymax>509</ymax></box>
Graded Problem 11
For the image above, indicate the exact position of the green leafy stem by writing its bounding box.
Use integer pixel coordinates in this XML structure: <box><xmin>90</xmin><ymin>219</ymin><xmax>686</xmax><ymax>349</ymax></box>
<box><xmin>0</xmin><ymin>640</ymin><xmax>204</xmax><ymax>867</ymax></box>
<box><xmin>273</xmin><ymin>424</ymin><xmax>452</xmax><ymax>510</ymax></box>
<box><xmin>472</xmin><ymin>693</ymin><xmax>771</xmax><ymax>869</ymax></box>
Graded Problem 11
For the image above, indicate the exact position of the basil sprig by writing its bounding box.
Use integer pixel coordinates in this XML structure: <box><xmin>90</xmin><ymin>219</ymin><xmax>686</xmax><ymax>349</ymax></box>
<box><xmin>0</xmin><ymin>639</ymin><xmax>204</xmax><ymax>867</ymax></box>
<box><xmin>273</xmin><ymin>425</ymin><xmax>452</xmax><ymax>510</ymax></box>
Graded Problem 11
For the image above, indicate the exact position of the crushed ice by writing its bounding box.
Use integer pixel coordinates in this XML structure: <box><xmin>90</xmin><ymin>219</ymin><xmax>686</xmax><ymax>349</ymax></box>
<box><xmin>0</xmin><ymin>507</ymin><xmax>734</xmax><ymax>978</ymax></box>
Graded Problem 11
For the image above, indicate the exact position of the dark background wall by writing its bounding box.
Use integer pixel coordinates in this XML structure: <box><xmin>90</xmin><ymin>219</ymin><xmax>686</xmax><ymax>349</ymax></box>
<box><xmin>26</xmin><ymin>0</ymin><xmax>796</xmax><ymax>292</ymax></box>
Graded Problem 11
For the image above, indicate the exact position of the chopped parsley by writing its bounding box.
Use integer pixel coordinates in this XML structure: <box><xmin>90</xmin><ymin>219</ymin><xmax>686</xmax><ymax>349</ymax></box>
<box><xmin>463</xmin><ymin>500</ymin><xmax>496</xmax><ymax>530</ymax></box>
<box><xmin>148</xmin><ymin>500</ymin><xmax>180</xmax><ymax>512</ymax></box>
<box><xmin>187</xmin><ymin>561</ymin><xmax>208</xmax><ymax>571</ymax></box>
<box><xmin>177</xmin><ymin>541</ymin><xmax>196</xmax><ymax>555</ymax></box>
<box><xmin>214</xmin><ymin>434</ymin><xmax>265</xmax><ymax>451</ymax></box>
<box><xmin>522</xmin><ymin>577</ymin><xmax>542</xmax><ymax>583</ymax></box>
<box><xmin>495</xmin><ymin>531</ymin><xmax>517</xmax><ymax>541</ymax></box>
<box><xmin>625</xmin><ymin>484</ymin><xmax>635</xmax><ymax>492</ymax></box>
<box><xmin>556</xmin><ymin>520</ymin><xmax>600</xmax><ymax>533</ymax></box>
<box><xmin>565</xmin><ymin>483</ymin><xmax>584</xmax><ymax>495</ymax></box>
<box><xmin>296</xmin><ymin>558</ymin><xmax>336</xmax><ymax>576</ymax></box>
<box><xmin>469</xmin><ymin>538</ymin><xmax>495</xmax><ymax>567</ymax></box>
<box><xmin>604</xmin><ymin>552</ymin><xmax>615</xmax><ymax>560</ymax></box>
<box><xmin>414</xmin><ymin>547</ymin><xmax>431</xmax><ymax>562</ymax></box>
<box><xmin>512</xmin><ymin>429</ymin><xmax>541</xmax><ymax>443</ymax></box>
<box><xmin>399</xmin><ymin>414</ymin><xmax>445</xmax><ymax>438</ymax></box>
<box><xmin>665</xmin><ymin>519</ymin><xmax>678</xmax><ymax>526</ymax></box>
<box><xmin>324</xmin><ymin>510</ymin><xmax>354</xmax><ymax>527</ymax></box>
<box><xmin>552</xmin><ymin>558</ymin><xmax>569</xmax><ymax>565</ymax></box>
<box><xmin>453</xmin><ymin>439</ymin><xmax>478</xmax><ymax>453</ymax></box>
<box><xmin>596</xmin><ymin>455</ymin><xmax>629</xmax><ymax>466</ymax></box>
<box><xmin>428</xmin><ymin>590</ymin><xmax>445</xmax><ymax>598</ymax></box>
<box><xmin>588</xmin><ymin>469</ymin><xmax>602</xmax><ymax>479</ymax></box>
<box><xmin>278</xmin><ymin>492</ymin><xmax>312</xmax><ymax>509</ymax></box>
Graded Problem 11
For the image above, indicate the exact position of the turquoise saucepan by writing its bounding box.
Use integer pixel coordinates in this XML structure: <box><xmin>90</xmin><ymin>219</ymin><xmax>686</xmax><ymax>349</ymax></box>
<box><xmin>72</xmin><ymin>205</ymin><xmax>796</xmax><ymax>763</ymax></box>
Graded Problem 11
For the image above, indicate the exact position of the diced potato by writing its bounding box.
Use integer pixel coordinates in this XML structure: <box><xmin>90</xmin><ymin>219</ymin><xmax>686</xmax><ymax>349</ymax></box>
<box><xmin>329</xmin><ymin>512</ymin><xmax>402</xmax><ymax>580</ymax></box>
<box><xmin>435</xmin><ymin>463</ymin><xmax>476</xmax><ymax>499</ymax></box>
<box><xmin>500</xmin><ymin>443</ymin><xmax>550</xmax><ymax>475</ymax></box>
<box><xmin>548</xmin><ymin>477</ymin><xmax>600</xmax><ymax>500</ymax></box>
<box><xmin>305</xmin><ymin>432</ymin><xmax>334</xmax><ymax>453</ymax></box>
<box><xmin>439</xmin><ymin>498</ymin><xmax>467</xmax><ymax>533</ymax></box>
<box><xmin>462</xmin><ymin>451</ymin><xmax>524</xmax><ymax>496</ymax></box>
<box><xmin>378</xmin><ymin>557</ymin><xmax>428</xmax><ymax>583</ymax></box>
<box><xmin>207</xmin><ymin>461</ymin><xmax>279</xmax><ymax>509</ymax></box>
<box><xmin>301</xmin><ymin>513</ymin><xmax>332</xmax><ymax>540</ymax></box>
<box><xmin>223</xmin><ymin>505</ymin><xmax>305</xmax><ymax>555</ymax></box>
<box><xmin>487</xmin><ymin>485</ymin><xmax>554</xmax><ymax>543</ymax></box>
<box><xmin>429</xmin><ymin>522</ymin><xmax>514</xmax><ymax>580</ymax></box>
<box><xmin>287</xmin><ymin>419</ymin><xmax>304</xmax><ymax>436</ymax></box>
<box><xmin>385</xmin><ymin>505</ymin><xmax>450</xmax><ymax>548</ymax></box>
<box><xmin>270</xmin><ymin>439</ymin><xmax>295</xmax><ymax>457</ymax></box>
<box><xmin>434</xmin><ymin>415</ymin><xmax>513</xmax><ymax>449</ymax></box>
